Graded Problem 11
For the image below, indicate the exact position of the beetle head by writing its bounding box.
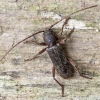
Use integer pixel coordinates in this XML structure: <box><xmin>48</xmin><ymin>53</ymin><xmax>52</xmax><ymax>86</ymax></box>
<box><xmin>43</xmin><ymin>29</ymin><xmax>57</xmax><ymax>47</ymax></box>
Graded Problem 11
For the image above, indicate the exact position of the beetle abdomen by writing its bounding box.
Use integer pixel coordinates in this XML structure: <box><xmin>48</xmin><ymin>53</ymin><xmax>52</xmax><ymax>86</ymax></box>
<box><xmin>47</xmin><ymin>44</ymin><xmax>74</xmax><ymax>79</ymax></box>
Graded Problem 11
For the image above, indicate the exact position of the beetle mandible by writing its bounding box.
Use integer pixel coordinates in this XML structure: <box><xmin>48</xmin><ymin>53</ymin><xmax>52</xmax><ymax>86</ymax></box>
<box><xmin>0</xmin><ymin>5</ymin><xmax>97</xmax><ymax>97</ymax></box>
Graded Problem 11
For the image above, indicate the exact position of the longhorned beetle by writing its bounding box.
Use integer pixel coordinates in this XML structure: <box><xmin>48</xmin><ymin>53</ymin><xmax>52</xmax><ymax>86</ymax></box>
<box><xmin>0</xmin><ymin>5</ymin><xmax>97</xmax><ymax>97</ymax></box>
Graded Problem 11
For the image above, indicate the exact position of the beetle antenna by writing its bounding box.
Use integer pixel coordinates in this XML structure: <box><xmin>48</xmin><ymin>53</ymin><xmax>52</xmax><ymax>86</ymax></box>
<box><xmin>0</xmin><ymin>30</ymin><xmax>44</xmax><ymax>61</ymax></box>
<box><xmin>49</xmin><ymin>5</ymin><xmax>97</xmax><ymax>29</ymax></box>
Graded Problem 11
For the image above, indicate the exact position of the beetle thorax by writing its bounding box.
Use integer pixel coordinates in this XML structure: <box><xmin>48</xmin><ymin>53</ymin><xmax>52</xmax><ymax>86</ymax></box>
<box><xmin>43</xmin><ymin>29</ymin><xmax>57</xmax><ymax>47</ymax></box>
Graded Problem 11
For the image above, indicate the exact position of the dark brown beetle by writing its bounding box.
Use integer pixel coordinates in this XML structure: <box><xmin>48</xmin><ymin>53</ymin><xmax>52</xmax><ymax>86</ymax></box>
<box><xmin>0</xmin><ymin>5</ymin><xmax>97</xmax><ymax>97</ymax></box>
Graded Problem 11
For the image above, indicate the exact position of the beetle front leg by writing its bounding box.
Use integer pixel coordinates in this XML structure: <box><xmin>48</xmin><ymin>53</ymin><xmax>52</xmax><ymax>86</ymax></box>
<box><xmin>52</xmin><ymin>66</ymin><xmax>64</xmax><ymax>97</ymax></box>
<box><xmin>59</xmin><ymin>17</ymin><xmax>70</xmax><ymax>36</ymax></box>
<box><xmin>58</xmin><ymin>28</ymin><xmax>75</xmax><ymax>44</ymax></box>
<box><xmin>24</xmin><ymin>36</ymin><xmax>46</xmax><ymax>46</ymax></box>
<box><xmin>66</xmin><ymin>27</ymin><xmax>75</xmax><ymax>39</ymax></box>
<box><xmin>25</xmin><ymin>40</ymin><xmax>46</xmax><ymax>46</ymax></box>
<box><xmin>24</xmin><ymin>48</ymin><xmax>46</xmax><ymax>61</ymax></box>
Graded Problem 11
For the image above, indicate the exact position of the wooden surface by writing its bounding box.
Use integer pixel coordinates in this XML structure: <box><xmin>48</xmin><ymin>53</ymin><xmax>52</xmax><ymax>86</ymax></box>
<box><xmin>0</xmin><ymin>0</ymin><xmax>100</xmax><ymax>100</ymax></box>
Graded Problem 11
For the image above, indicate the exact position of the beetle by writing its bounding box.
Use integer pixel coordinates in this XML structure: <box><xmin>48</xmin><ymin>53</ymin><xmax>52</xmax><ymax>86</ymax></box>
<box><xmin>0</xmin><ymin>5</ymin><xmax>97</xmax><ymax>97</ymax></box>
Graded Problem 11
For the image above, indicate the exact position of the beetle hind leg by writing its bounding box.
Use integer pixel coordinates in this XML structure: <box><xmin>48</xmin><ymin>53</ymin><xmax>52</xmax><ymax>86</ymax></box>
<box><xmin>67</xmin><ymin>58</ymin><xmax>92</xmax><ymax>79</ymax></box>
<box><xmin>52</xmin><ymin>66</ymin><xmax>64</xmax><ymax>97</ymax></box>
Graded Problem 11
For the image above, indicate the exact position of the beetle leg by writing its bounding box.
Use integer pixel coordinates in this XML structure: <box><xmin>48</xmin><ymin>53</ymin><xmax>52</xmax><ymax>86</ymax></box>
<box><xmin>56</xmin><ymin>17</ymin><xmax>70</xmax><ymax>39</ymax></box>
<box><xmin>24</xmin><ymin>36</ymin><xmax>46</xmax><ymax>46</ymax></box>
<box><xmin>57</xmin><ymin>28</ymin><xmax>75</xmax><ymax>44</ymax></box>
<box><xmin>24</xmin><ymin>40</ymin><xmax>46</xmax><ymax>46</ymax></box>
<box><xmin>59</xmin><ymin>17</ymin><xmax>70</xmax><ymax>36</ymax></box>
<box><xmin>24</xmin><ymin>48</ymin><xmax>46</xmax><ymax>61</ymax></box>
<box><xmin>66</xmin><ymin>27</ymin><xmax>75</xmax><ymax>39</ymax></box>
<box><xmin>35</xmin><ymin>42</ymin><xmax>46</xmax><ymax>46</ymax></box>
<box><xmin>67</xmin><ymin>58</ymin><xmax>92</xmax><ymax>79</ymax></box>
<box><xmin>52</xmin><ymin>66</ymin><xmax>64</xmax><ymax>97</ymax></box>
<box><xmin>34</xmin><ymin>42</ymin><xmax>46</xmax><ymax>46</ymax></box>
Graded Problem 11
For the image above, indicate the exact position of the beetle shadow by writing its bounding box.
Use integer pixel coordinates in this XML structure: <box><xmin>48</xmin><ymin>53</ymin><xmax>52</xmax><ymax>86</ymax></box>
<box><xmin>0</xmin><ymin>71</ymin><xmax>23</xmax><ymax>80</ymax></box>
<box><xmin>60</xmin><ymin>42</ymin><xmax>94</xmax><ymax>77</ymax></box>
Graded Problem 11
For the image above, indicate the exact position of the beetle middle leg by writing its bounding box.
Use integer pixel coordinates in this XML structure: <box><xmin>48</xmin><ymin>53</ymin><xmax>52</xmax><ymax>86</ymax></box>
<box><xmin>24</xmin><ymin>47</ymin><xmax>46</xmax><ymax>61</ymax></box>
<box><xmin>24</xmin><ymin>37</ymin><xmax>47</xmax><ymax>61</ymax></box>
<box><xmin>52</xmin><ymin>66</ymin><xmax>64</xmax><ymax>97</ymax></box>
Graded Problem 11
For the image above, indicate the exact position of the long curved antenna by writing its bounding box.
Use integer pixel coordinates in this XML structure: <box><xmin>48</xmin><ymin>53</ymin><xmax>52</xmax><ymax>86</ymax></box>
<box><xmin>49</xmin><ymin>5</ymin><xmax>97</xmax><ymax>29</ymax></box>
<box><xmin>0</xmin><ymin>30</ymin><xmax>44</xmax><ymax>61</ymax></box>
<box><xmin>0</xmin><ymin>5</ymin><xmax>97</xmax><ymax>61</ymax></box>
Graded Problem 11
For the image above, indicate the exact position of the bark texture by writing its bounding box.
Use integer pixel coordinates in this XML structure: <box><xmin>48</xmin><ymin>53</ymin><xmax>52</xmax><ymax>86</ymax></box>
<box><xmin>0</xmin><ymin>0</ymin><xmax>100</xmax><ymax>100</ymax></box>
